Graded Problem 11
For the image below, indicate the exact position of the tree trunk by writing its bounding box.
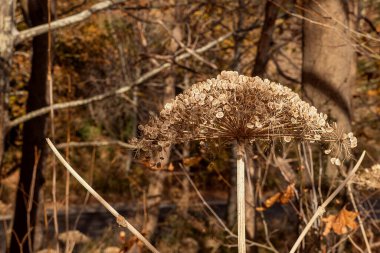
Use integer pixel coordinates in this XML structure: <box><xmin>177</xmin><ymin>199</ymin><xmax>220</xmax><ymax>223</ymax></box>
<box><xmin>252</xmin><ymin>0</ymin><xmax>282</xmax><ymax>77</ymax></box>
<box><xmin>10</xmin><ymin>0</ymin><xmax>51</xmax><ymax>252</ymax></box>
<box><xmin>302</xmin><ymin>0</ymin><xmax>356</xmax><ymax>133</ymax></box>
<box><xmin>0</xmin><ymin>0</ymin><xmax>14</xmax><ymax>175</ymax></box>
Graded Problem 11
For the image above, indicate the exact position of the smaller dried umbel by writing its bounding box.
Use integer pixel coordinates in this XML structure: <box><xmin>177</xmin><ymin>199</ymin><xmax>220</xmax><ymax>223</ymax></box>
<box><xmin>353</xmin><ymin>164</ymin><xmax>380</xmax><ymax>189</ymax></box>
<box><xmin>131</xmin><ymin>71</ymin><xmax>356</xmax><ymax>165</ymax></box>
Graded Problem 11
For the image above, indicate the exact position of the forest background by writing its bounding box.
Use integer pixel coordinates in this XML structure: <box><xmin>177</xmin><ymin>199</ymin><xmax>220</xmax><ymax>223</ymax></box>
<box><xmin>0</xmin><ymin>0</ymin><xmax>380</xmax><ymax>252</ymax></box>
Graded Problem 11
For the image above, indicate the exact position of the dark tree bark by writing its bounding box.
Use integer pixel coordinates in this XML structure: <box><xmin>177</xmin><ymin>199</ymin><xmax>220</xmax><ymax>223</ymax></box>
<box><xmin>302</xmin><ymin>0</ymin><xmax>356</xmax><ymax>132</ymax></box>
<box><xmin>10</xmin><ymin>0</ymin><xmax>51</xmax><ymax>252</ymax></box>
<box><xmin>252</xmin><ymin>0</ymin><xmax>282</xmax><ymax>77</ymax></box>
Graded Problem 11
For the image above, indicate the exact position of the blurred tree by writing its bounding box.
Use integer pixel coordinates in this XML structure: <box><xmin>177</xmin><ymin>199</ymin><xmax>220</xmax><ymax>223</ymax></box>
<box><xmin>0</xmin><ymin>0</ymin><xmax>14</xmax><ymax>175</ymax></box>
<box><xmin>10</xmin><ymin>0</ymin><xmax>53</xmax><ymax>252</ymax></box>
<box><xmin>302</xmin><ymin>0</ymin><xmax>357</xmax><ymax>132</ymax></box>
<box><xmin>252</xmin><ymin>0</ymin><xmax>283</xmax><ymax>77</ymax></box>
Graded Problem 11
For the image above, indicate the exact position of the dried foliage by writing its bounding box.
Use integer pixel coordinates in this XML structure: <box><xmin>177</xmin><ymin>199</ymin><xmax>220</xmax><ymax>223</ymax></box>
<box><xmin>353</xmin><ymin>164</ymin><xmax>380</xmax><ymax>189</ymax></box>
<box><xmin>58</xmin><ymin>230</ymin><xmax>90</xmax><ymax>244</ymax></box>
<box><xmin>257</xmin><ymin>184</ymin><xmax>295</xmax><ymax>211</ymax></box>
<box><xmin>322</xmin><ymin>207</ymin><xmax>358</xmax><ymax>236</ymax></box>
<box><xmin>132</xmin><ymin>71</ymin><xmax>357</xmax><ymax>166</ymax></box>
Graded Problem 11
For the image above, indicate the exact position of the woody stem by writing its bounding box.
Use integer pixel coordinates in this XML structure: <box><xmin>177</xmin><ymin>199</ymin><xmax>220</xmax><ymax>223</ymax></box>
<box><xmin>237</xmin><ymin>141</ymin><xmax>246</xmax><ymax>253</ymax></box>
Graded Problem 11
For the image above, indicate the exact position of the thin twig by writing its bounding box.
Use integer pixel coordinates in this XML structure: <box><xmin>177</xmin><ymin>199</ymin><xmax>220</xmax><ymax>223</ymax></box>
<box><xmin>347</xmin><ymin>183</ymin><xmax>372</xmax><ymax>253</ymax></box>
<box><xmin>46</xmin><ymin>138</ymin><xmax>160</xmax><ymax>253</ymax></box>
<box><xmin>348</xmin><ymin>235</ymin><xmax>365</xmax><ymax>253</ymax></box>
<box><xmin>56</xmin><ymin>140</ymin><xmax>135</xmax><ymax>149</ymax></box>
<box><xmin>73</xmin><ymin>147</ymin><xmax>95</xmax><ymax>229</ymax></box>
<box><xmin>27</xmin><ymin>148</ymin><xmax>40</xmax><ymax>253</ymax></box>
<box><xmin>47</xmin><ymin>1</ymin><xmax>59</xmax><ymax>250</ymax></box>
<box><xmin>157</xmin><ymin>20</ymin><xmax>218</xmax><ymax>69</ymax></box>
<box><xmin>289</xmin><ymin>151</ymin><xmax>366</xmax><ymax>253</ymax></box>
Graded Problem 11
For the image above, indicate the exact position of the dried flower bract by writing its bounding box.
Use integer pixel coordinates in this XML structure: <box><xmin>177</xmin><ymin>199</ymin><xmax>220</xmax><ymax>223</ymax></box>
<box><xmin>353</xmin><ymin>164</ymin><xmax>380</xmax><ymax>189</ymax></box>
<box><xmin>131</xmin><ymin>71</ymin><xmax>356</xmax><ymax>163</ymax></box>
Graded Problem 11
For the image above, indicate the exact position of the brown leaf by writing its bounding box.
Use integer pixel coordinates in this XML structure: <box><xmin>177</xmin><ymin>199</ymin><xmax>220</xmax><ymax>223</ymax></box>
<box><xmin>168</xmin><ymin>162</ymin><xmax>175</xmax><ymax>171</ymax></box>
<box><xmin>264</xmin><ymin>192</ymin><xmax>281</xmax><ymax>208</ymax></box>
<box><xmin>183</xmin><ymin>156</ymin><xmax>202</xmax><ymax>167</ymax></box>
<box><xmin>322</xmin><ymin>207</ymin><xmax>358</xmax><ymax>236</ymax></box>
<box><xmin>279</xmin><ymin>184</ymin><xmax>295</xmax><ymax>204</ymax></box>
<box><xmin>259</xmin><ymin>184</ymin><xmax>295</xmax><ymax>210</ymax></box>
<box><xmin>256</xmin><ymin>206</ymin><xmax>266</xmax><ymax>212</ymax></box>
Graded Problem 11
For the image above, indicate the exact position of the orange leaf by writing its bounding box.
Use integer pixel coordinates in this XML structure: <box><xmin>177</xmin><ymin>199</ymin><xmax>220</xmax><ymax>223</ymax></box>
<box><xmin>279</xmin><ymin>184</ymin><xmax>295</xmax><ymax>204</ymax></box>
<box><xmin>259</xmin><ymin>184</ymin><xmax>295</xmax><ymax>210</ymax></box>
<box><xmin>322</xmin><ymin>207</ymin><xmax>358</xmax><ymax>236</ymax></box>
<box><xmin>256</xmin><ymin>207</ymin><xmax>266</xmax><ymax>212</ymax></box>
<box><xmin>183</xmin><ymin>156</ymin><xmax>202</xmax><ymax>167</ymax></box>
<box><xmin>264</xmin><ymin>193</ymin><xmax>281</xmax><ymax>208</ymax></box>
<box><xmin>168</xmin><ymin>162</ymin><xmax>175</xmax><ymax>171</ymax></box>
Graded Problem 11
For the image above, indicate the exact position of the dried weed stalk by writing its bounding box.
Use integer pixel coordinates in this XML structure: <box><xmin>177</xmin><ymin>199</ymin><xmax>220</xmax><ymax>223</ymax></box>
<box><xmin>132</xmin><ymin>71</ymin><xmax>357</xmax><ymax>252</ymax></box>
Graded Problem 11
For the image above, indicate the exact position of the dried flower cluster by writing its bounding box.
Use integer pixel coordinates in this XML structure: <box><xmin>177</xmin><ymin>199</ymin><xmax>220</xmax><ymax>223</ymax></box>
<box><xmin>131</xmin><ymin>71</ymin><xmax>356</xmax><ymax>164</ymax></box>
<box><xmin>353</xmin><ymin>164</ymin><xmax>380</xmax><ymax>189</ymax></box>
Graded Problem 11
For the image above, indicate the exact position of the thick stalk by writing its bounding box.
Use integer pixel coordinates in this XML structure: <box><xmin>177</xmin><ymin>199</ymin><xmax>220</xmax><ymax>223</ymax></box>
<box><xmin>236</xmin><ymin>141</ymin><xmax>246</xmax><ymax>253</ymax></box>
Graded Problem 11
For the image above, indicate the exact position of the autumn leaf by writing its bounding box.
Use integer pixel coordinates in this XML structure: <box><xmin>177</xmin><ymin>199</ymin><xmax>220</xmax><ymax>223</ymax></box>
<box><xmin>168</xmin><ymin>162</ymin><xmax>175</xmax><ymax>171</ymax></box>
<box><xmin>279</xmin><ymin>184</ymin><xmax>295</xmax><ymax>204</ymax></box>
<box><xmin>264</xmin><ymin>192</ymin><xmax>281</xmax><ymax>208</ymax></box>
<box><xmin>322</xmin><ymin>207</ymin><xmax>358</xmax><ymax>236</ymax></box>
<box><xmin>257</xmin><ymin>184</ymin><xmax>295</xmax><ymax>211</ymax></box>
<box><xmin>183</xmin><ymin>156</ymin><xmax>202</xmax><ymax>167</ymax></box>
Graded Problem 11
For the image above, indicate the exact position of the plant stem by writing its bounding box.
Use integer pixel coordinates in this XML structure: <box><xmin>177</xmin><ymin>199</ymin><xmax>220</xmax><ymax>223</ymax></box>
<box><xmin>347</xmin><ymin>183</ymin><xmax>371</xmax><ymax>253</ymax></box>
<box><xmin>289</xmin><ymin>151</ymin><xmax>366</xmax><ymax>253</ymax></box>
<box><xmin>237</xmin><ymin>141</ymin><xmax>246</xmax><ymax>253</ymax></box>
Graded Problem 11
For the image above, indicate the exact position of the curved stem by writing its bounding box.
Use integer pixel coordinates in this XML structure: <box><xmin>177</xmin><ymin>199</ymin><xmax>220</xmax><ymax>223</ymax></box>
<box><xmin>237</xmin><ymin>141</ymin><xmax>246</xmax><ymax>253</ymax></box>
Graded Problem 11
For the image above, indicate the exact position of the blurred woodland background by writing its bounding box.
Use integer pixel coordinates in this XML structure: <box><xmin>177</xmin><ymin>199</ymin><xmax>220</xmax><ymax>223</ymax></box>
<box><xmin>0</xmin><ymin>0</ymin><xmax>380</xmax><ymax>252</ymax></box>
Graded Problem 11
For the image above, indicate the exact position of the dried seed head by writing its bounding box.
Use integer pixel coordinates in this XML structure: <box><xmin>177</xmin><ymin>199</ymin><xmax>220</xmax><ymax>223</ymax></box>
<box><xmin>353</xmin><ymin>164</ymin><xmax>380</xmax><ymax>189</ymax></box>
<box><xmin>131</xmin><ymin>71</ymin><xmax>356</xmax><ymax>160</ymax></box>
<box><xmin>216</xmin><ymin>112</ymin><xmax>224</xmax><ymax>118</ymax></box>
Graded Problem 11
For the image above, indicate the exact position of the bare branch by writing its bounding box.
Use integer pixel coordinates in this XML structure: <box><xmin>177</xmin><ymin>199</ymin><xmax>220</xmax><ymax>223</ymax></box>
<box><xmin>8</xmin><ymin>32</ymin><xmax>232</xmax><ymax>129</ymax></box>
<box><xmin>56</xmin><ymin>140</ymin><xmax>135</xmax><ymax>149</ymax></box>
<box><xmin>157</xmin><ymin>20</ymin><xmax>218</xmax><ymax>69</ymax></box>
<box><xmin>14</xmin><ymin>0</ymin><xmax>127</xmax><ymax>44</ymax></box>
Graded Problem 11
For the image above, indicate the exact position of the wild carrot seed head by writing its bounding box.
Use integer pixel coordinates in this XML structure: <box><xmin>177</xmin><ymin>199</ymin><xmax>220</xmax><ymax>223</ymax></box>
<box><xmin>131</xmin><ymin>71</ymin><xmax>356</xmax><ymax>163</ymax></box>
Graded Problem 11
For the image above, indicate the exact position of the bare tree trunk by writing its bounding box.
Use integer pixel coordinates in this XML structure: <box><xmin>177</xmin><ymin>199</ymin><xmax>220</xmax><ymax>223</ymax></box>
<box><xmin>252</xmin><ymin>0</ymin><xmax>282</xmax><ymax>77</ymax></box>
<box><xmin>0</xmin><ymin>0</ymin><xmax>14</xmax><ymax>175</ymax></box>
<box><xmin>10</xmin><ymin>1</ymin><xmax>52</xmax><ymax>252</ymax></box>
<box><xmin>302</xmin><ymin>0</ymin><xmax>356</xmax><ymax>133</ymax></box>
